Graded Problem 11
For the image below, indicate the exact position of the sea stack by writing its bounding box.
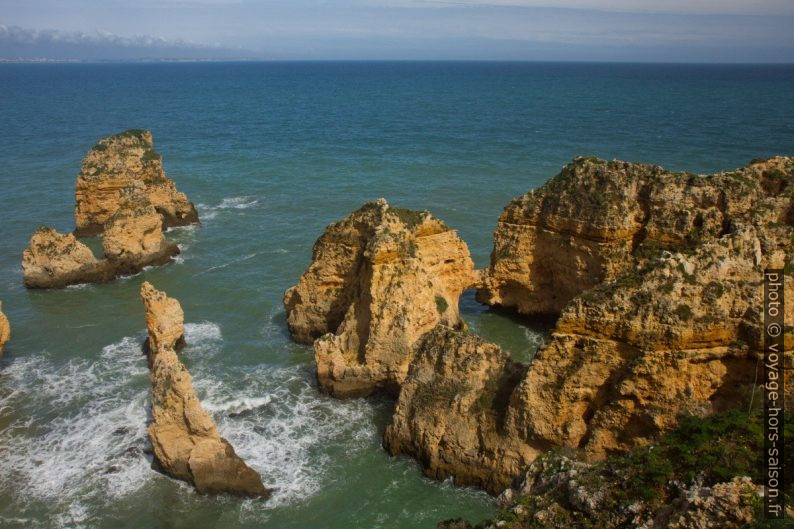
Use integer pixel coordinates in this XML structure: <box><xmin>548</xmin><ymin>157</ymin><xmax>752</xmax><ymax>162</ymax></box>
<box><xmin>75</xmin><ymin>129</ymin><xmax>198</xmax><ymax>236</ymax></box>
<box><xmin>0</xmin><ymin>302</ymin><xmax>9</xmax><ymax>354</ymax></box>
<box><xmin>21</xmin><ymin>226</ymin><xmax>114</xmax><ymax>288</ymax></box>
<box><xmin>22</xmin><ymin>130</ymin><xmax>194</xmax><ymax>289</ymax></box>
<box><xmin>140</xmin><ymin>282</ymin><xmax>270</xmax><ymax>498</ymax></box>
<box><xmin>284</xmin><ymin>198</ymin><xmax>477</xmax><ymax>397</ymax></box>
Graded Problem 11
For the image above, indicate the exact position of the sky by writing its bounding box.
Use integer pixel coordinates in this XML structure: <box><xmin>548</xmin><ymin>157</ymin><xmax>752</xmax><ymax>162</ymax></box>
<box><xmin>1</xmin><ymin>0</ymin><xmax>793</xmax><ymax>62</ymax></box>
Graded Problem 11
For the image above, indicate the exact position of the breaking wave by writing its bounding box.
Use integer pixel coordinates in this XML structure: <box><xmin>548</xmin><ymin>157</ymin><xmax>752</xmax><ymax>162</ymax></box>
<box><xmin>0</xmin><ymin>321</ymin><xmax>378</xmax><ymax>526</ymax></box>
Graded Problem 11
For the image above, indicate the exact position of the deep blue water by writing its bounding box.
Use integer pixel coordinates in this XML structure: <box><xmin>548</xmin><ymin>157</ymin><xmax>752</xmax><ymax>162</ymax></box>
<box><xmin>0</xmin><ymin>61</ymin><xmax>792</xmax><ymax>529</ymax></box>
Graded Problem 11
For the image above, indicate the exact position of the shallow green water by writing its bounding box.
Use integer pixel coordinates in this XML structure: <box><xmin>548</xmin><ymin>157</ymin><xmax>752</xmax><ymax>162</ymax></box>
<box><xmin>0</xmin><ymin>61</ymin><xmax>792</xmax><ymax>528</ymax></box>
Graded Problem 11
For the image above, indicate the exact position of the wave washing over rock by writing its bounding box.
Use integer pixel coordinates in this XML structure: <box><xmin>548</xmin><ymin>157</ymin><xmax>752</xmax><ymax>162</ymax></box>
<box><xmin>140</xmin><ymin>281</ymin><xmax>269</xmax><ymax>497</ymax></box>
<box><xmin>0</xmin><ymin>320</ymin><xmax>384</xmax><ymax>527</ymax></box>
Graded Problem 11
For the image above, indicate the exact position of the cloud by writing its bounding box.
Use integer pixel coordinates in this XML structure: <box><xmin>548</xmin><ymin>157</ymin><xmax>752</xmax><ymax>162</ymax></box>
<box><xmin>0</xmin><ymin>25</ymin><xmax>211</xmax><ymax>50</ymax></box>
<box><xmin>408</xmin><ymin>0</ymin><xmax>794</xmax><ymax>16</ymax></box>
<box><xmin>0</xmin><ymin>25</ymin><xmax>249</xmax><ymax>60</ymax></box>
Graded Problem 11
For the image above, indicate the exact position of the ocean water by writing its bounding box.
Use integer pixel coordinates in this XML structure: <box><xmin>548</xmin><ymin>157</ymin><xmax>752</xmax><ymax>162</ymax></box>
<box><xmin>0</xmin><ymin>61</ymin><xmax>792</xmax><ymax>529</ymax></box>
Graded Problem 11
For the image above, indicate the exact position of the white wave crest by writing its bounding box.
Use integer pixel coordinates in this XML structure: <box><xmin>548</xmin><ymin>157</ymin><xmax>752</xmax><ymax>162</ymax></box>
<box><xmin>217</xmin><ymin>196</ymin><xmax>259</xmax><ymax>209</ymax></box>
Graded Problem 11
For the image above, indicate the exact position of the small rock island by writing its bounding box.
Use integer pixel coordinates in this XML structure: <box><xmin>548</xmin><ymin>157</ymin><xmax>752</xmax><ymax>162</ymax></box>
<box><xmin>22</xmin><ymin>130</ymin><xmax>198</xmax><ymax>288</ymax></box>
<box><xmin>141</xmin><ymin>282</ymin><xmax>270</xmax><ymax>498</ymax></box>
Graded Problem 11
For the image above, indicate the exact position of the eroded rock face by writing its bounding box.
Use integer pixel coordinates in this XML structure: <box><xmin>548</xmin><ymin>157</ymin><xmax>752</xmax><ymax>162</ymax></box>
<box><xmin>141</xmin><ymin>282</ymin><xmax>270</xmax><ymax>497</ymax></box>
<box><xmin>509</xmin><ymin>226</ymin><xmax>794</xmax><ymax>460</ymax></box>
<box><xmin>395</xmin><ymin>157</ymin><xmax>794</xmax><ymax>494</ymax></box>
<box><xmin>495</xmin><ymin>158</ymin><xmax>794</xmax><ymax>460</ymax></box>
<box><xmin>384</xmin><ymin>326</ymin><xmax>538</xmax><ymax>493</ymax></box>
<box><xmin>75</xmin><ymin>129</ymin><xmax>198</xmax><ymax>236</ymax></box>
<box><xmin>0</xmin><ymin>302</ymin><xmax>9</xmax><ymax>354</ymax></box>
<box><xmin>22</xmin><ymin>226</ymin><xmax>114</xmax><ymax>288</ymax></box>
<box><xmin>284</xmin><ymin>199</ymin><xmax>477</xmax><ymax>397</ymax></box>
<box><xmin>103</xmin><ymin>197</ymin><xmax>179</xmax><ymax>275</ymax></box>
<box><xmin>477</xmin><ymin>156</ymin><xmax>792</xmax><ymax>315</ymax></box>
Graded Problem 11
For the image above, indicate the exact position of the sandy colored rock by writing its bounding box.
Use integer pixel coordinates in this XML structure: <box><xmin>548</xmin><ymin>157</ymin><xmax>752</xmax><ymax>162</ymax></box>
<box><xmin>103</xmin><ymin>189</ymin><xmax>179</xmax><ymax>275</ymax></box>
<box><xmin>75</xmin><ymin>129</ymin><xmax>198</xmax><ymax>236</ymax></box>
<box><xmin>384</xmin><ymin>326</ymin><xmax>538</xmax><ymax>493</ymax></box>
<box><xmin>644</xmin><ymin>478</ymin><xmax>758</xmax><ymax>529</ymax></box>
<box><xmin>0</xmin><ymin>302</ymin><xmax>9</xmax><ymax>354</ymax></box>
<box><xmin>284</xmin><ymin>199</ymin><xmax>477</xmax><ymax>397</ymax></box>
<box><xmin>508</xmin><ymin>225</ymin><xmax>794</xmax><ymax>460</ymax></box>
<box><xmin>22</xmin><ymin>226</ymin><xmax>114</xmax><ymax>288</ymax></box>
<box><xmin>477</xmin><ymin>156</ymin><xmax>790</xmax><ymax>315</ymax></box>
<box><xmin>396</xmin><ymin>157</ymin><xmax>794</xmax><ymax>494</ymax></box>
<box><xmin>494</xmin><ymin>157</ymin><xmax>794</xmax><ymax>461</ymax></box>
<box><xmin>141</xmin><ymin>282</ymin><xmax>270</xmax><ymax>497</ymax></box>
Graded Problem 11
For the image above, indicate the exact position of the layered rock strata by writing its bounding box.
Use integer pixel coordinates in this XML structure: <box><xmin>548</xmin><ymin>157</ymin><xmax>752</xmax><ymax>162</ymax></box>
<box><xmin>284</xmin><ymin>199</ymin><xmax>477</xmax><ymax>397</ymax></box>
<box><xmin>102</xmin><ymin>196</ymin><xmax>179</xmax><ymax>275</ymax></box>
<box><xmin>75</xmin><ymin>129</ymin><xmax>198</xmax><ymax>236</ymax></box>
<box><xmin>384</xmin><ymin>326</ymin><xmax>537</xmax><ymax>493</ymax></box>
<box><xmin>387</xmin><ymin>157</ymin><xmax>794</xmax><ymax>493</ymax></box>
<box><xmin>141</xmin><ymin>282</ymin><xmax>270</xmax><ymax>497</ymax></box>
<box><xmin>477</xmin><ymin>156</ymin><xmax>792</xmax><ymax>314</ymax></box>
<box><xmin>0</xmin><ymin>302</ymin><xmax>9</xmax><ymax>354</ymax></box>
<box><xmin>22</xmin><ymin>226</ymin><xmax>114</xmax><ymax>288</ymax></box>
<box><xmin>22</xmin><ymin>204</ymin><xmax>179</xmax><ymax>289</ymax></box>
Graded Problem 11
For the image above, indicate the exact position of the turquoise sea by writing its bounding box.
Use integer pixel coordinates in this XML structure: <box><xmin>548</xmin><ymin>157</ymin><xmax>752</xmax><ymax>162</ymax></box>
<box><xmin>0</xmin><ymin>62</ymin><xmax>792</xmax><ymax>529</ymax></box>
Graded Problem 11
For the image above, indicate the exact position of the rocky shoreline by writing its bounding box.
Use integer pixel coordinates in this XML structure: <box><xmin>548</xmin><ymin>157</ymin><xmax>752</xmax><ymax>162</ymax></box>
<box><xmin>11</xmin><ymin>141</ymin><xmax>794</xmax><ymax>524</ymax></box>
<box><xmin>285</xmin><ymin>156</ymin><xmax>794</xmax><ymax>526</ymax></box>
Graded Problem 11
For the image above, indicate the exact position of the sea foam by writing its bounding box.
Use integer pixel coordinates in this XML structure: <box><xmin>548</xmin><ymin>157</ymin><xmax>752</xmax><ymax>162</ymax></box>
<box><xmin>0</xmin><ymin>321</ymin><xmax>378</xmax><ymax>525</ymax></box>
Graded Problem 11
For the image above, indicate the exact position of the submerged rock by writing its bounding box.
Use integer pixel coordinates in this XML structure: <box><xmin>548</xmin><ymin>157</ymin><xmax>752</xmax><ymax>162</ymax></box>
<box><xmin>140</xmin><ymin>282</ymin><xmax>270</xmax><ymax>498</ymax></box>
<box><xmin>284</xmin><ymin>198</ymin><xmax>477</xmax><ymax>397</ymax></box>
<box><xmin>22</xmin><ymin>226</ymin><xmax>114</xmax><ymax>288</ymax></box>
<box><xmin>75</xmin><ymin>129</ymin><xmax>198</xmax><ymax>236</ymax></box>
<box><xmin>0</xmin><ymin>301</ymin><xmax>9</xmax><ymax>354</ymax></box>
<box><xmin>384</xmin><ymin>326</ymin><xmax>537</xmax><ymax>494</ymax></box>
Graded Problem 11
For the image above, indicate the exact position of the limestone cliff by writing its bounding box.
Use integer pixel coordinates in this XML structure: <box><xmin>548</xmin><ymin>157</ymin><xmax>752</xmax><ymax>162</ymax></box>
<box><xmin>486</xmin><ymin>157</ymin><xmax>794</xmax><ymax>460</ymax></box>
<box><xmin>75</xmin><ymin>129</ymin><xmax>198</xmax><ymax>236</ymax></box>
<box><xmin>507</xmin><ymin>225</ymin><xmax>793</xmax><ymax>459</ymax></box>
<box><xmin>103</xmin><ymin>191</ymin><xmax>179</xmax><ymax>275</ymax></box>
<box><xmin>141</xmin><ymin>282</ymin><xmax>270</xmax><ymax>497</ymax></box>
<box><xmin>388</xmin><ymin>157</ymin><xmax>794</xmax><ymax>494</ymax></box>
<box><xmin>22</xmin><ymin>226</ymin><xmax>114</xmax><ymax>288</ymax></box>
<box><xmin>284</xmin><ymin>199</ymin><xmax>477</xmax><ymax>397</ymax></box>
<box><xmin>477</xmin><ymin>156</ymin><xmax>792</xmax><ymax>315</ymax></box>
<box><xmin>0</xmin><ymin>302</ymin><xmax>9</xmax><ymax>354</ymax></box>
<box><xmin>384</xmin><ymin>326</ymin><xmax>537</xmax><ymax>493</ymax></box>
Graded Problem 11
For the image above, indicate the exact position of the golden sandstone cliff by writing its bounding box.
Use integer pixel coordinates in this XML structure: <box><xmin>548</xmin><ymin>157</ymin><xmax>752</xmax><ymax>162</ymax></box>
<box><xmin>284</xmin><ymin>199</ymin><xmax>476</xmax><ymax>397</ymax></box>
<box><xmin>75</xmin><ymin>129</ymin><xmax>198</xmax><ymax>236</ymax></box>
<box><xmin>141</xmin><ymin>282</ymin><xmax>270</xmax><ymax>497</ymax></box>
<box><xmin>288</xmin><ymin>156</ymin><xmax>794</xmax><ymax>500</ymax></box>
<box><xmin>22</xmin><ymin>130</ymin><xmax>195</xmax><ymax>288</ymax></box>
<box><xmin>0</xmin><ymin>302</ymin><xmax>9</xmax><ymax>354</ymax></box>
